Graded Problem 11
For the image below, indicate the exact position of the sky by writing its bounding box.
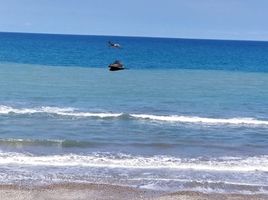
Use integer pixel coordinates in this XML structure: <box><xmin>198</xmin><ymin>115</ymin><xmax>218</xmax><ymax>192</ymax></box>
<box><xmin>0</xmin><ymin>0</ymin><xmax>267</xmax><ymax>41</ymax></box>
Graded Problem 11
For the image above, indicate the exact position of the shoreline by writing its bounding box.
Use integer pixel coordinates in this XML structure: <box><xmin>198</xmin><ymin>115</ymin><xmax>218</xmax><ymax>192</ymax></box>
<box><xmin>0</xmin><ymin>183</ymin><xmax>267</xmax><ymax>200</ymax></box>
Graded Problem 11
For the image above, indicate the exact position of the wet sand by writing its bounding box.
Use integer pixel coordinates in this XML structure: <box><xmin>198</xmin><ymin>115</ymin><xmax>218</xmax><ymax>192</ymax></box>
<box><xmin>0</xmin><ymin>183</ymin><xmax>267</xmax><ymax>200</ymax></box>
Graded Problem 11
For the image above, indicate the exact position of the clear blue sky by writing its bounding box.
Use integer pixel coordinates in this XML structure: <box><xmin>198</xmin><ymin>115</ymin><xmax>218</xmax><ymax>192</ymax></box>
<box><xmin>0</xmin><ymin>0</ymin><xmax>267</xmax><ymax>41</ymax></box>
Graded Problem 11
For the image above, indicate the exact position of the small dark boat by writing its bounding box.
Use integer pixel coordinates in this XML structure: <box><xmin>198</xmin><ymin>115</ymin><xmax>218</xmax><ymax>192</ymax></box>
<box><xmin>108</xmin><ymin>41</ymin><xmax>121</xmax><ymax>48</ymax></box>
<box><xmin>109</xmin><ymin>60</ymin><xmax>125</xmax><ymax>71</ymax></box>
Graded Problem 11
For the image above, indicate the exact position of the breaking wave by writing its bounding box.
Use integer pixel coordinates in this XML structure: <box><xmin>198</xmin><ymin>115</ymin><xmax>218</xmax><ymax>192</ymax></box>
<box><xmin>1</xmin><ymin>105</ymin><xmax>268</xmax><ymax>126</ymax></box>
<box><xmin>0</xmin><ymin>152</ymin><xmax>267</xmax><ymax>172</ymax></box>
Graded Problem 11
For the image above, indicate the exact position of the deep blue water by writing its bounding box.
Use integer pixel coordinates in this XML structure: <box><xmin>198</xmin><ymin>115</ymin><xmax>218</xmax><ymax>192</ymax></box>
<box><xmin>0</xmin><ymin>32</ymin><xmax>267</xmax><ymax>194</ymax></box>
<box><xmin>1</xmin><ymin>32</ymin><xmax>268</xmax><ymax>72</ymax></box>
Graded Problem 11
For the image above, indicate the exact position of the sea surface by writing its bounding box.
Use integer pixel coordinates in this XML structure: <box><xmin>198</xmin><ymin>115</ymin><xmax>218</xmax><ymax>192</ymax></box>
<box><xmin>0</xmin><ymin>32</ymin><xmax>268</xmax><ymax>194</ymax></box>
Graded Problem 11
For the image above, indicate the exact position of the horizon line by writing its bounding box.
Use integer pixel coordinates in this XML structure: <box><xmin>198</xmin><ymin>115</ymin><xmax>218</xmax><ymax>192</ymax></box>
<box><xmin>1</xmin><ymin>31</ymin><xmax>268</xmax><ymax>43</ymax></box>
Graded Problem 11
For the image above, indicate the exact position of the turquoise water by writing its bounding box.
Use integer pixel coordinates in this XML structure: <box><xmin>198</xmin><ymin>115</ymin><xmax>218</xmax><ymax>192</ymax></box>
<box><xmin>0</xmin><ymin>33</ymin><xmax>268</xmax><ymax>194</ymax></box>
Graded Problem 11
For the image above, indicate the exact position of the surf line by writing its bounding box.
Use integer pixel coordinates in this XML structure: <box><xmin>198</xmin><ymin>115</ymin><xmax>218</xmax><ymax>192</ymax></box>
<box><xmin>1</xmin><ymin>105</ymin><xmax>268</xmax><ymax>126</ymax></box>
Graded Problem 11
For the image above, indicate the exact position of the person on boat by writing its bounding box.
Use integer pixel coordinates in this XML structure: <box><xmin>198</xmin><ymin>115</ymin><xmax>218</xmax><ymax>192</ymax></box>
<box><xmin>114</xmin><ymin>60</ymin><xmax>121</xmax><ymax>65</ymax></box>
<box><xmin>111</xmin><ymin>60</ymin><xmax>123</xmax><ymax>67</ymax></box>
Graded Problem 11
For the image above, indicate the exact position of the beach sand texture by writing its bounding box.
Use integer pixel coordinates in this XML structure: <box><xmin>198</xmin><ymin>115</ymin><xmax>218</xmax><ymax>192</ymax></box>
<box><xmin>0</xmin><ymin>184</ymin><xmax>267</xmax><ymax>200</ymax></box>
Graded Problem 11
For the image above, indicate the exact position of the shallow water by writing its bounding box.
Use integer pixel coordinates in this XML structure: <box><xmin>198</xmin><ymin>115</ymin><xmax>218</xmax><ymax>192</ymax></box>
<box><xmin>0</xmin><ymin>33</ymin><xmax>267</xmax><ymax>194</ymax></box>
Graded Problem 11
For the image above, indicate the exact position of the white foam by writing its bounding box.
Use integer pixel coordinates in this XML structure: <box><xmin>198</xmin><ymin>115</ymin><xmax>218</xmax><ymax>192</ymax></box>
<box><xmin>1</xmin><ymin>105</ymin><xmax>268</xmax><ymax>126</ymax></box>
<box><xmin>131</xmin><ymin>114</ymin><xmax>268</xmax><ymax>126</ymax></box>
<box><xmin>0</xmin><ymin>105</ymin><xmax>121</xmax><ymax>118</ymax></box>
<box><xmin>0</xmin><ymin>105</ymin><xmax>74</xmax><ymax>115</ymax></box>
<box><xmin>0</xmin><ymin>152</ymin><xmax>267</xmax><ymax>172</ymax></box>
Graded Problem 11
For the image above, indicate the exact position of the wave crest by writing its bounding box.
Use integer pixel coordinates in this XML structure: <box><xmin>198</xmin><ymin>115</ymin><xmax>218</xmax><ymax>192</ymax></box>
<box><xmin>1</xmin><ymin>105</ymin><xmax>268</xmax><ymax>126</ymax></box>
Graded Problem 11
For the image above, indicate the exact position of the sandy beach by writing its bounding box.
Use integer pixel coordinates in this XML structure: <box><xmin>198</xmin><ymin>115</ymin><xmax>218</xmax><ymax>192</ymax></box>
<box><xmin>1</xmin><ymin>0</ymin><xmax>268</xmax><ymax>198</ymax></box>
<box><xmin>0</xmin><ymin>183</ymin><xmax>267</xmax><ymax>200</ymax></box>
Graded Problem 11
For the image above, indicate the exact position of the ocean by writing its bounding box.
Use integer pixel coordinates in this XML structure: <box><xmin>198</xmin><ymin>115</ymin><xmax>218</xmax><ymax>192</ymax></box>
<box><xmin>0</xmin><ymin>32</ymin><xmax>268</xmax><ymax>194</ymax></box>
